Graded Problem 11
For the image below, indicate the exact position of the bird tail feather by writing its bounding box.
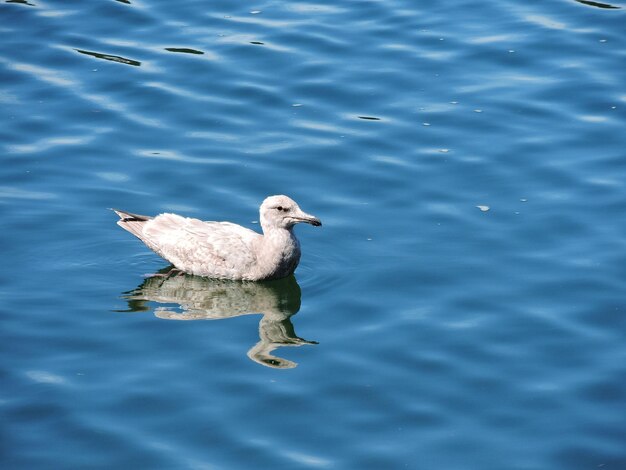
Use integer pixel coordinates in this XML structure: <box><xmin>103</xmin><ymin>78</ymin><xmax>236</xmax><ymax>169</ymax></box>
<box><xmin>112</xmin><ymin>208</ymin><xmax>153</xmax><ymax>239</ymax></box>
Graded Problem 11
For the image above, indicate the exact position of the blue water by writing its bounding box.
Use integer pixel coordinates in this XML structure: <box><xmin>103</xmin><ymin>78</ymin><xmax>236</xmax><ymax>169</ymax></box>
<box><xmin>2</xmin><ymin>0</ymin><xmax>626</xmax><ymax>468</ymax></box>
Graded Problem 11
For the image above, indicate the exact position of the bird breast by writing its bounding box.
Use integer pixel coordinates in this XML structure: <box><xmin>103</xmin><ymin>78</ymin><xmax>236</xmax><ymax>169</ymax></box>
<box><xmin>255</xmin><ymin>230</ymin><xmax>301</xmax><ymax>280</ymax></box>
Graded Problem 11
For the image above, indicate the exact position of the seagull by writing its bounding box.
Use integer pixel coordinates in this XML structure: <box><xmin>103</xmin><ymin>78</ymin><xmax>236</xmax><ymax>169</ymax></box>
<box><xmin>113</xmin><ymin>195</ymin><xmax>321</xmax><ymax>281</ymax></box>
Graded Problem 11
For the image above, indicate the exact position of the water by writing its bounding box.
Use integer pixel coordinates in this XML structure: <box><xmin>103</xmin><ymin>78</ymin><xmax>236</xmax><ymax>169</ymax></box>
<box><xmin>2</xmin><ymin>0</ymin><xmax>626</xmax><ymax>468</ymax></box>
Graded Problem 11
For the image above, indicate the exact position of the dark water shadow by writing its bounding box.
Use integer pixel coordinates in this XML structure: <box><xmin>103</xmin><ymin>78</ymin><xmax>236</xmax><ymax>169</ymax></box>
<box><xmin>75</xmin><ymin>49</ymin><xmax>141</xmax><ymax>66</ymax></box>
<box><xmin>573</xmin><ymin>0</ymin><xmax>621</xmax><ymax>9</ymax></box>
<box><xmin>165</xmin><ymin>47</ymin><xmax>204</xmax><ymax>55</ymax></box>
<box><xmin>120</xmin><ymin>268</ymin><xmax>317</xmax><ymax>369</ymax></box>
<box><xmin>6</xmin><ymin>0</ymin><xmax>36</xmax><ymax>5</ymax></box>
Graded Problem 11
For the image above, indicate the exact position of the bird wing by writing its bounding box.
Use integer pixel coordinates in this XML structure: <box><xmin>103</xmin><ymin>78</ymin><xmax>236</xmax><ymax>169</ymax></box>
<box><xmin>141</xmin><ymin>214</ymin><xmax>261</xmax><ymax>277</ymax></box>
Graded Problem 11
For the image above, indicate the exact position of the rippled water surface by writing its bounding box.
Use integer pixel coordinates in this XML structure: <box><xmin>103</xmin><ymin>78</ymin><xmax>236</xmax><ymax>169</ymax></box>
<box><xmin>2</xmin><ymin>0</ymin><xmax>626</xmax><ymax>468</ymax></box>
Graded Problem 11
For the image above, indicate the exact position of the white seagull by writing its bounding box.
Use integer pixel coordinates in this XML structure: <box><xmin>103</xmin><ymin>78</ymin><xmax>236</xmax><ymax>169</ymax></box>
<box><xmin>114</xmin><ymin>195</ymin><xmax>321</xmax><ymax>281</ymax></box>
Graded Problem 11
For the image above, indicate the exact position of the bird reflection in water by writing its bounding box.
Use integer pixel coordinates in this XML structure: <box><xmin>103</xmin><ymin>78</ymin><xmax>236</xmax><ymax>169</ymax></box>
<box><xmin>121</xmin><ymin>268</ymin><xmax>317</xmax><ymax>369</ymax></box>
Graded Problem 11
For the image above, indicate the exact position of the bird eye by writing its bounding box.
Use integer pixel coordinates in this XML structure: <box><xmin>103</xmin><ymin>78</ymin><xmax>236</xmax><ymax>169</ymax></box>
<box><xmin>276</xmin><ymin>206</ymin><xmax>283</xmax><ymax>211</ymax></box>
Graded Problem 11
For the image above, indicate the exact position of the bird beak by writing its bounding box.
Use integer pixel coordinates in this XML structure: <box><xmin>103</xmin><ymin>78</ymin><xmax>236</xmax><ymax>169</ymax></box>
<box><xmin>293</xmin><ymin>210</ymin><xmax>322</xmax><ymax>227</ymax></box>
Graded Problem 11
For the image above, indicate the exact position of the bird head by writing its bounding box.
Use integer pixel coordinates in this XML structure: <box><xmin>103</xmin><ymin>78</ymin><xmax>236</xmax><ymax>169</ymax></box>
<box><xmin>260</xmin><ymin>195</ymin><xmax>322</xmax><ymax>231</ymax></box>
